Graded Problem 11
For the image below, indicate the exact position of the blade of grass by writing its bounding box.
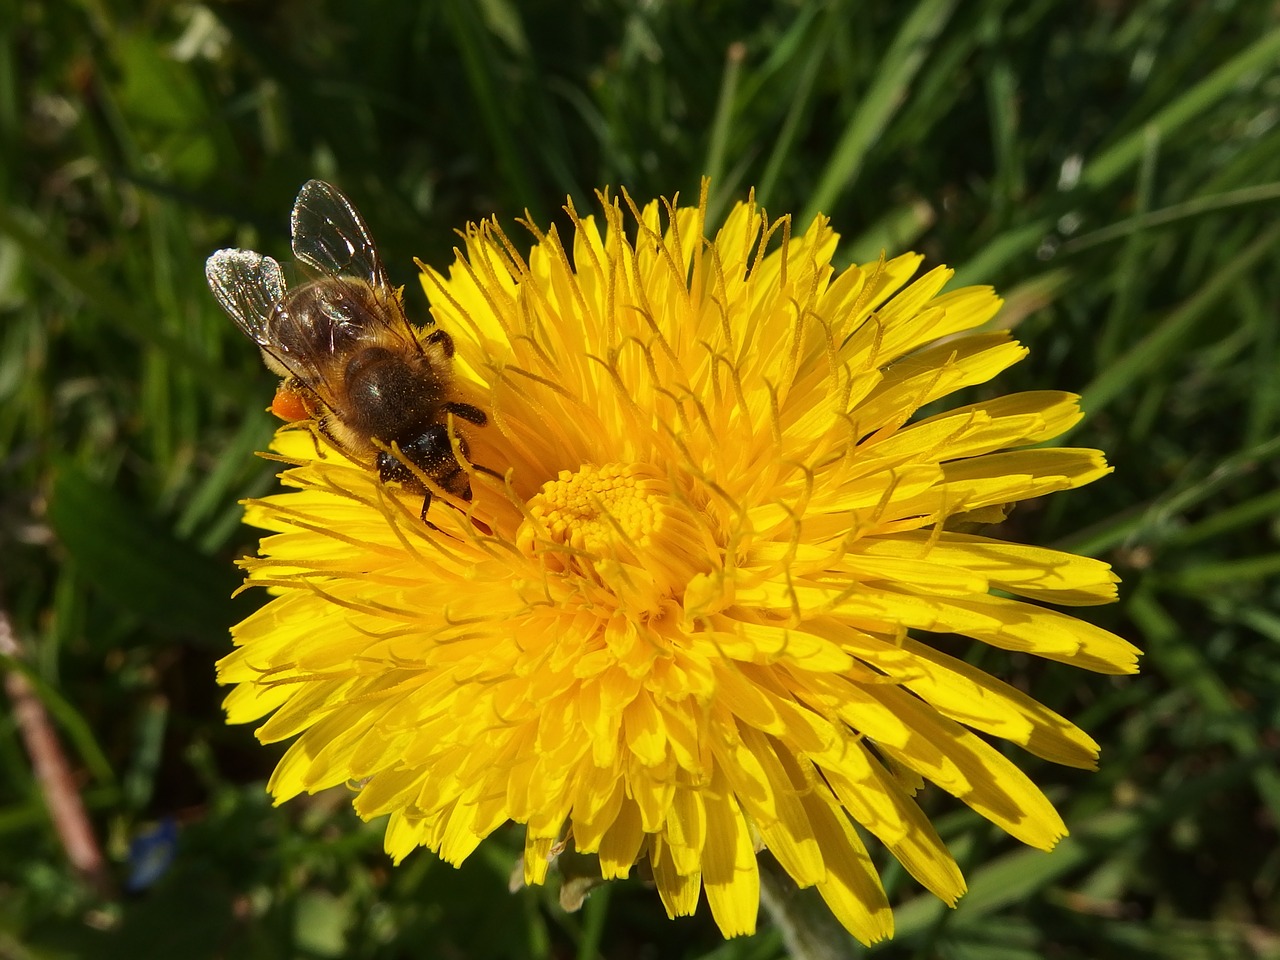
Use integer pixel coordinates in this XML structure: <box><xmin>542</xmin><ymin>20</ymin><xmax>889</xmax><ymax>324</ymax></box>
<box><xmin>46</xmin><ymin>464</ymin><xmax>251</xmax><ymax>646</ymax></box>
<box><xmin>1095</xmin><ymin>126</ymin><xmax>1160</xmax><ymax>366</ymax></box>
<box><xmin>704</xmin><ymin>41</ymin><xmax>747</xmax><ymax>225</ymax></box>
<box><xmin>1062</xmin><ymin>182</ymin><xmax>1280</xmax><ymax>255</ymax></box>
<box><xmin>839</xmin><ymin>198</ymin><xmax>935</xmax><ymax>267</ymax></box>
<box><xmin>1158</xmin><ymin>554</ymin><xmax>1280</xmax><ymax>592</ymax></box>
<box><xmin>1076</xmin><ymin>222</ymin><xmax>1280</xmax><ymax>427</ymax></box>
<box><xmin>994</xmin><ymin>268</ymin><xmax>1072</xmax><ymax>331</ymax></box>
<box><xmin>1239</xmin><ymin>273</ymin><xmax>1280</xmax><ymax>446</ymax></box>
<box><xmin>174</xmin><ymin>408</ymin><xmax>276</xmax><ymax>542</ymax></box>
<box><xmin>575</xmin><ymin>881</ymin><xmax>609</xmax><ymax>960</ymax></box>
<box><xmin>981</xmin><ymin>10</ymin><xmax>1024</xmax><ymax>220</ymax></box>
<box><xmin>802</xmin><ymin>0</ymin><xmax>959</xmax><ymax>223</ymax></box>
<box><xmin>1055</xmin><ymin>432</ymin><xmax>1280</xmax><ymax>556</ymax></box>
<box><xmin>442</xmin><ymin>0</ymin><xmax>543</xmax><ymax>218</ymax></box>
<box><xmin>122</xmin><ymin>697</ymin><xmax>168</xmax><ymax>812</ymax></box>
<box><xmin>0</xmin><ymin>204</ymin><xmax>255</xmax><ymax>399</ymax></box>
<box><xmin>1168</xmin><ymin>488</ymin><xmax>1280</xmax><ymax>548</ymax></box>
<box><xmin>947</xmin><ymin>218</ymin><xmax>1053</xmax><ymax>288</ymax></box>
<box><xmin>755</xmin><ymin>8</ymin><xmax>831</xmax><ymax>208</ymax></box>
<box><xmin>897</xmin><ymin>742</ymin><xmax>1280</xmax><ymax>941</ymax></box>
<box><xmin>1080</xmin><ymin>26</ymin><xmax>1280</xmax><ymax>190</ymax></box>
<box><xmin>1128</xmin><ymin>586</ymin><xmax>1280</xmax><ymax>825</ymax></box>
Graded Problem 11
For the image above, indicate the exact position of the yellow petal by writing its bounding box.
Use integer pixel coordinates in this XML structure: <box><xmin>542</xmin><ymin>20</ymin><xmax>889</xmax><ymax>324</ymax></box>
<box><xmin>803</xmin><ymin>791</ymin><xmax>894</xmax><ymax>945</ymax></box>
<box><xmin>702</xmin><ymin>768</ymin><xmax>760</xmax><ymax>937</ymax></box>
<box><xmin>650</xmin><ymin>834</ymin><xmax>702</xmax><ymax>918</ymax></box>
<box><xmin>597</xmin><ymin>798</ymin><xmax>644</xmax><ymax>879</ymax></box>
<box><xmin>854</xmin><ymin>530</ymin><xmax>1120</xmax><ymax>605</ymax></box>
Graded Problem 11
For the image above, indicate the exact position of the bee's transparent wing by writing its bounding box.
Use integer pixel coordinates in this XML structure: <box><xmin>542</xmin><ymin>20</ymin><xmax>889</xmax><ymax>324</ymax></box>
<box><xmin>205</xmin><ymin>249</ymin><xmax>286</xmax><ymax>348</ymax></box>
<box><xmin>205</xmin><ymin>247</ymin><xmax>337</xmax><ymax>404</ymax></box>
<box><xmin>290</xmin><ymin>179</ymin><xmax>387</xmax><ymax>291</ymax></box>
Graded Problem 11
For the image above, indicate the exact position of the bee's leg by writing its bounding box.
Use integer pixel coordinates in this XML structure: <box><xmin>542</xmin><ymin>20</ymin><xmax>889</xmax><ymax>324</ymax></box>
<box><xmin>376</xmin><ymin>448</ymin><xmax>434</xmax><ymax>521</ymax></box>
<box><xmin>441</xmin><ymin>401</ymin><xmax>487</xmax><ymax>426</ymax></box>
<box><xmin>440</xmin><ymin>411</ymin><xmax>502</xmax><ymax>489</ymax></box>
<box><xmin>312</xmin><ymin>416</ymin><xmax>341</xmax><ymax>455</ymax></box>
<box><xmin>423</xmin><ymin>328</ymin><xmax>454</xmax><ymax>357</ymax></box>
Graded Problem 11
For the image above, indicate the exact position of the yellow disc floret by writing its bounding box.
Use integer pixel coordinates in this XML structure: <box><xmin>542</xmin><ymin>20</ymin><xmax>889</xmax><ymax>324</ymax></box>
<box><xmin>517</xmin><ymin>462</ymin><xmax>713</xmax><ymax>613</ymax></box>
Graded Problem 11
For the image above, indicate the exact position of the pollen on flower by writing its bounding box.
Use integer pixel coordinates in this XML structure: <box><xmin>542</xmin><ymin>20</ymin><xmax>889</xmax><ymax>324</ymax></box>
<box><xmin>221</xmin><ymin>179</ymin><xmax>1139</xmax><ymax>947</ymax></box>
<box><xmin>526</xmin><ymin>463</ymin><xmax>659</xmax><ymax>555</ymax></box>
<box><xmin>516</xmin><ymin>462</ymin><xmax>714</xmax><ymax>610</ymax></box>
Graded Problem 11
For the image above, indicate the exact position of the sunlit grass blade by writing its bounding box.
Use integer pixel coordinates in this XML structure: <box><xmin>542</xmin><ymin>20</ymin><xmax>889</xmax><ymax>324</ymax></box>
<box><xmin>1129</xmin><ymin>588</ymin><xmax>1280</xmax><ymax>825</ymax></box>
<box><xmin>1081</xmin><ymin>26</ymin><xmax>1280</xmax><ymax>189</ymax></box>
<box><xmin>802</xmin><ymin>0</ymin><xmax>959</xmax><ymax>223</ymax></box>
<box><xmin>1077</xmin><ymin>223</ymin><xmax>1280</xmax><ymax>426</ymax></box>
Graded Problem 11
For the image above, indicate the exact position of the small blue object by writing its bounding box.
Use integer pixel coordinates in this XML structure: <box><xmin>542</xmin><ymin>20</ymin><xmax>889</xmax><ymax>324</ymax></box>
<box><xmin>125</xmin><ymin>816</ymin><xmax>179</xmax><ymax>892</ymax></box>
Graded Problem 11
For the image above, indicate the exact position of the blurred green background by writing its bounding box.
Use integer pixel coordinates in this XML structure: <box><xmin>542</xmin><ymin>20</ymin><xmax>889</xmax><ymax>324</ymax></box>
<box><xmin>2</xmin><ymin>1</ymin><xmax>1279</xmax><ymax>957</ymax></box>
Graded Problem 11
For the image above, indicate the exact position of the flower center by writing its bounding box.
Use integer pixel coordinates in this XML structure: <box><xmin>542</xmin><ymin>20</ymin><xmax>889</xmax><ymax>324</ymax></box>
<box><xmin>516</xmin><ymin>462</ymin><xmax>712</xmax><ymax>610</ymax></box>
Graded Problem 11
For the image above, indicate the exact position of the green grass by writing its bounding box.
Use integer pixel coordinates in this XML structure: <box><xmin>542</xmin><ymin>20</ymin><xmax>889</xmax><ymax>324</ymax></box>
<box><xmin>2</xmin><ymin>1</ymin><xmax>1279</xmax><ymax>957</ymax></box>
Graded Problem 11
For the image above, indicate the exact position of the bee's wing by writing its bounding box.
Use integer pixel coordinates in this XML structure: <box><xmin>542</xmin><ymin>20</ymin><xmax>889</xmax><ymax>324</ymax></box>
<box><xmin>290</xmin><ymin>180</ymin><xmax>388</xmax><ymax>292</ymax></box>
<box><xmin>290</xmin><ymin>179</ymin><xmax>424</xmax><ymax>353</ymax></box>
<box><xmin>205</xmin><ymin>248</ymin><xmax>343</xmax><ymax>405</ymax></box>
<box><xmin>205</xmin><ymin>249</ymin><xmax>286</xmax><ymax>347</ymax></box>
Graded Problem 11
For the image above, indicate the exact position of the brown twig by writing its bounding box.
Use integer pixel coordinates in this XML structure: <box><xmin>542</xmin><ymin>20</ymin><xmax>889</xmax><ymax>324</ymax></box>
<box><xmin>0</xmin><ymin>600</ymin><xmax>112</xmax><ymax>896</ymax></box>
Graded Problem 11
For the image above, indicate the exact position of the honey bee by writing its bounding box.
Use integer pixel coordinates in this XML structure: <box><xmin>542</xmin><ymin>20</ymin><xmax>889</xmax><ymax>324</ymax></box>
<box><xmin>205</xmin><ymin>179</ymin><xmax>489</xmax><ymax>518</ymax></box>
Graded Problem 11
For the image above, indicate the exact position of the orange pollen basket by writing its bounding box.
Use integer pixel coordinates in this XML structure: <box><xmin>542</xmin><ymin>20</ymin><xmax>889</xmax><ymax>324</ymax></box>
<box><xmin>270</xmin><ymin>384</ymin><xmax>311</xmax><ymax>422</ymax></box>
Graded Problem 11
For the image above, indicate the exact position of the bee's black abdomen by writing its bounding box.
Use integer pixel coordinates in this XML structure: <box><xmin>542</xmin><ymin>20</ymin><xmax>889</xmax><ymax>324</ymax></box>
<box><xmin>377</xmin><ymin>425</ymin><xmax>472</xmax><ymax>501</ymax></box>
<box><xmin>345</xmin><ymin>347</ymin><xmax>442</xmax><ymax>436</ymax></box>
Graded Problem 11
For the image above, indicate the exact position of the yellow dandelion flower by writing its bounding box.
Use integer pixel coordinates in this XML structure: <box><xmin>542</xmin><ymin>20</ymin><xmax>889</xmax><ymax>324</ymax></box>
<box><xmin>218</xmin><ymin>180</ymin><xmax>1139</xmax><ymax>943</ymax></box>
